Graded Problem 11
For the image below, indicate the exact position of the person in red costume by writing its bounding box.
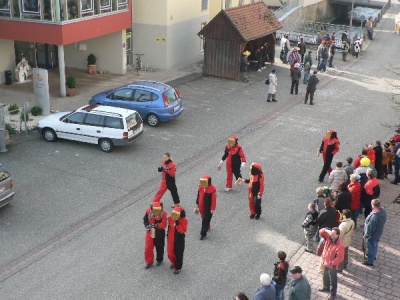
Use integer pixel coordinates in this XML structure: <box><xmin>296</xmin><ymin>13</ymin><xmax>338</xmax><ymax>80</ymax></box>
<box><xmin>153</xmin><ymin>153</ymin><xmax>180</xmax><ymax>206</ymax></box>
<box><xmin>194</xmin><ymin>175</ymin><xmax>217</xmax><ymax>240</ymax></box>
<box><xmin>167</xmin><ymin>206</ymin><xmax>188</xmax><ymax>274</ymax></box>
<box><xmin>217</xmin><ymin>136</ymin><xmax>247</xmax><ymax>191</ymax></box>
<box><xmin>143</xmin><ymin>202</ymin><xmax>167</xmax><ymax>269</ymax></box>
<box><xmin>318</xmin><ymin>130</ymin><xmax>340</xmax><ymax>183</ymax></box>
<box><xmin>236</xmin><ymin>163</ymin><xmax>265</xmax><ymax>220</ymax></box>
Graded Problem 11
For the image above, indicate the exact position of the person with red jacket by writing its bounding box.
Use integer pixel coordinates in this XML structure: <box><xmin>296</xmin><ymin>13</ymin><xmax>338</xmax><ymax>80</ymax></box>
<box><xmin>194</xmin><ymin>175</ymin><xmax>217</xmax><ymax>240</ymax></box>
<box><xmin>353</xmin><ymin>148</ymin><xmax>368</xmax><ymax>168</ymax></box>
<box><xmin>143</xmin><ymin>202</ymin><xmax>167</xmax><ymax>269</ymax></box>
<box><xmin>318</xmin><ymin>227</ymin><xmax>345</xmax><ymax>300</ymax></box>
<box><xmin>366</xmin><ymin>144</ymin><xmax>376</xmax><ymax>166</ymax></box>
<box><xmin>153</xmin><ymin>153</ymin><xmax>180</xmax><ymax>206</ymax></box>
<box><xmin>167</xmin><ymin>206</ymin><xmax>188</xmax><ymax>274</ymax></box>
<box><xmin>236</xmin><ymin>163</ymin><xmax>265</xmax><ymax>219</ymax></box>
<box><xmin>363</xmin><ymin>169</ymin><xmax>380</xmax><ymax>218</ymax></box>
<box><xmin>347</xmin><ymin>174</ymin><xmax>361</xmax><ymax>227</ymax></box>
<box><xmin>217</xmin><ymin>136</ymin><xmax>247</xmax><ymax>191</ymax></box>
<box><xmin>318</xmin><ymin>130</ymin><xmax>340</xmax><ymax>182</ymax></box>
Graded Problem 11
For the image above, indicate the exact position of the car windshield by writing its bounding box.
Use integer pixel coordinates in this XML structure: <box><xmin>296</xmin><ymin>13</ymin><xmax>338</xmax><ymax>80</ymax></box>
<box><xmin>126</xmin><ymin>113</ymin><xmax>138</xmax><ymax>129</ymax></box>
<box><xmin>0</xmin><ymin>165</ymin><xmax>10</xmax><ymax>182</ymax></box>
<box><xmin>163</xmin><ymin>88</ymin><xmax>179</xmax><ymax>104</ymax></box>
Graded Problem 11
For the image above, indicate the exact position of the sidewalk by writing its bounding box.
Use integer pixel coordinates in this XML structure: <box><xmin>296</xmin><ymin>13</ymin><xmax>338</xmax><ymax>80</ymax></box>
<box><xmin>289</xmin><ymin>178</ymin><xmax>400</xmax><ymax>300</ymax></box>
<box><xmin>286</xmin><ymin>3</ymin><xmax>400</xmax><ymax>299</ymax></box>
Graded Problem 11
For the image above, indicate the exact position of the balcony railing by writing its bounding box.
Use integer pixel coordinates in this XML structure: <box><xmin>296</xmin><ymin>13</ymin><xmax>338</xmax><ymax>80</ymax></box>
<box><xmin>0</xmin><ymin>0</ymin><xmax>128</xmax><ymax>22</ymax></box>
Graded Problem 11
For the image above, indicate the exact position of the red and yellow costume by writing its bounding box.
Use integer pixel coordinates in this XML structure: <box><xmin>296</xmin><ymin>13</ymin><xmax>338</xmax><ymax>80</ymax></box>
<box><xmin>143</xmin><ymin>202</ymin><xmax>167</xmax><ymax>268</ymax></box>
<box><xmin>219</xmin><ymin>136</ymin><xmax>247</xmax><ymax>189</ymax></box>
<box><xmin>243</xmin><ymin>163</ymin><xmax>265</xmax><ymax>219</ymax></box>
<box><xmin>318</xmin><ymin>129</ymin><xmax>340</xmax><ymax>182</ymax></box>
<box><xmin>167</xmin><ymin>206</ymin><xmax>188</xmax><ymax>274</ymax></box>
<box><xmin>153</xmin><ymin>158</ymin><xmax>180</xmax><ymax>204</ymax></box>
<box><xmin>195</xmin><ymin>175</ymin><xmax>217</xmax><ymax>239</ymax></box>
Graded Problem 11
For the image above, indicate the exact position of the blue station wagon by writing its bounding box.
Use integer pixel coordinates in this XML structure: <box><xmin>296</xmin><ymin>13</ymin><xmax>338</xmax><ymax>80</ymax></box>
<box><xmin>89</xmin><ymin>80</ymin><xmax>184</xmax><ymax>127</ymax></box>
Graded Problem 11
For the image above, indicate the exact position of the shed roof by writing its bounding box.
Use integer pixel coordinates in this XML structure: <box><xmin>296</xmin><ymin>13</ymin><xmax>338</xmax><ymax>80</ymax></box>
<box><xmin>199</xmin><ymin>1</ymin><xmax>282</xmax><ymax>41</ymax></box>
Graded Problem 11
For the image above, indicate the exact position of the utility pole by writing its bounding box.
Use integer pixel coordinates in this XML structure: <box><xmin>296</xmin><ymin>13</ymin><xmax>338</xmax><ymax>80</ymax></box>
<box><xmin>349</xmin><ymin>0</ymin><xmax>355</xmax><ymax>41</ymax></box>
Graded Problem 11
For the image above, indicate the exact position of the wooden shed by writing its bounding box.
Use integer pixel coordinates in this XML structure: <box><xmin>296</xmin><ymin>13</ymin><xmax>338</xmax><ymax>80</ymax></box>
<box><xmin>198</xmin><ymin>1</ymin><xmax>282</xmax><ymax>80</ymax></box>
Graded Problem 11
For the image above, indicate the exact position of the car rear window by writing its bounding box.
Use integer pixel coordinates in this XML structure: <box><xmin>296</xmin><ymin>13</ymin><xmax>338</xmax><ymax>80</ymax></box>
<box><xmin>0</xmin><ymin>166</ymin><xmax>10</xmax><ymax>182</ymax></box>
<box><xmin>104</xmin><ymin>117</ymin><xmax>123</xmax><ymax>129</ymax></box>
<box><xmin>126</xmin><ymin>113</ymin><xmax>139</xmax><ymax>130</ymax></box>
<box><xmin>163</xmin><ymin>88</ymin><xmax>179</xmax><ymax>104</ymax></box>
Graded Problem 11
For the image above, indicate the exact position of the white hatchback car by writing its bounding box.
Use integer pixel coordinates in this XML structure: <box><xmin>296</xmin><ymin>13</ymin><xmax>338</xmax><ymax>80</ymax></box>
<box><xmin>37</xmin><ymin>104</ymin><xmax>143</xmax><ymax>152</ymax></box>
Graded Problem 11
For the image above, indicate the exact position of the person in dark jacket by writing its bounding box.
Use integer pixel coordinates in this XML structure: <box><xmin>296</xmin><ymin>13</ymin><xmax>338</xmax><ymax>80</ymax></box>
<box><xmin>317</xmin><ymin>198</ymin><xmax>338</xmax><ymax>230</ymax></box>
<box><xmin>363</xmin><ymin>199</ymin><xmax>387</xmax><ymax>266</ymax></box>
<box><xmin>304</xmin><ymin>70</ymin><xmax>319</xmax><ymax>105</ymax></box>
<box><xmin>240</xmin><ymin>51</ymin><xmax>250</xmax><ymax>83</ymax></box>
<box><xmin>334</xmin><ymin>182</ymin><xmax>351</xmax><ymax>213</ymax></box>
<box><xmin>298</xmin><ymin>37</ymin><xmax>307</xmax><ymax>63</ymax></box>
<box><xmin>289</xmin><ymin>266</ymin><xmax>311</xmax><ymax>300</ymax></box>
<box><xmin>272</xmin><ymin>251</ymin><xmax>289</xmax><ymax>300</ymax></box>
<box><xmin>290</xmin><ymin>62</ymin><xmax>302</xmax><ymax>95</ymax></box>
<box><xmin>373</xmin><ymin>140</ymin><xmax>383</xmax><ymax>179</ymax></box>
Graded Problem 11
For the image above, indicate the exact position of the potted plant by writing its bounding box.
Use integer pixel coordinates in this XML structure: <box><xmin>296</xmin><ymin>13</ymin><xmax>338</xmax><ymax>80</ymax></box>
<box><xmin>66</xmin><ymin>75</ymin><xmax>77</xmax><ymax>96</ymax></box>
<box><xmin>87</xmin><ymin>53</ymin><xmax>97</xmax><ymax>75</ymax></box>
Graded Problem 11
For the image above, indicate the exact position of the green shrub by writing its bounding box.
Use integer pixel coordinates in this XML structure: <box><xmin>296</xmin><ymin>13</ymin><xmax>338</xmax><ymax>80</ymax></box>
<box><xmin>8</xmin><ymin>104</ymin><xmax>19</xmax><ymax>115</ymax></box>
<box><xmin>87</xmin><ymin>53</ymin><xmax>97</xmax><ymax>65</ymax></box>
<box><xmin>31</xmin><ymin>106</ymin><xmax>43</xmax><ymax>116</ymax></box>
<box><xmin>66</xmin><ymin>75</ymin><xmax>77</xmax><ymax>88</ymax></box>
<box><xmin>20</xmin><ymin>111</ymin><xmax>30</xmax><ymax>121</ymax></box>
<box><xmin>5</xmin><ymin>123</ymin><xmax>17</xmax><ymax>135</ymax></box>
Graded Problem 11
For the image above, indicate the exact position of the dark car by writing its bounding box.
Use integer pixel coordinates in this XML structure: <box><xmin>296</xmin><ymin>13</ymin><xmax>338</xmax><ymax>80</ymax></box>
<box><xmin>89</xmin><ymin>80</ymin><xmax>184</xmax><ymax>127</ymax></box>
<box><xmin>0</xmin><ymin>164</ymin><xmax>15</xmax><ymax>208</ymax></box>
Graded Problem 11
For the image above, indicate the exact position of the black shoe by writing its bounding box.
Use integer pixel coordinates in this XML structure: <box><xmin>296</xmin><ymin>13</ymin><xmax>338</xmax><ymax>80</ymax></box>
<box><xmin>174</xmin><ymin>269</ymin><xmax>180</xmax><ymax>274</ymax></box>
<box><xmin>200</xmin><ymin>235</ymin><xmax>204</xmax><ymax>240</ymax></box>
<box><xmin>328</xmin><ymin>295</ymin><xmax>336</xmax><ymax>300</ymax></box>
<box><xmin>310</xmin><ymin>102</ymin><xmax>314</xmax><ymax>105</ymax></box>
<box><xmin>145</xmin><ymin>264</ymin><xmax>152</xmax><ymax>269</ymax></box>
<box><xmin>267</xmin><ymin>100</ymin><xmax>271</xmax><ymax>102</ymax></box>
<box><xmin>362</xmin><ymin>261</ymin><xmax>374</xmax><ymax>266</ymax></box>
<box><xmin>318</xmin><ymin>288</ymin><xmax>330</xmax><ymax>293</ymax></box>
<box><xmin>304</xmin><ymin>249</ymin><xmax>314</xmax><ymax>253</ymax></box>
<box><xmin>390</xmin><ymin>181</ymin><xmax>399</xmax><ymax>185</ymax></box>
<box><xmin>318</xmin><ymin>179</ymin><xmax>323</xmax><ymax>183</ymax></box>
<box><xmin>304</xmin><ymin>100</ymin><xmax>308</xmax><ymax>104</ymax></box>
<box><xmin>250</xmin><ymin>214</ymin><xmax>255</xmax><ymax>219</ymax></box>
<box><xmin>272</xmin><ymin>99</ymin><xmax>277</xmax><ymax>102</ymax></box>
<box><xmin>156</xmin><ymin>261</ymin><xmax>162</xmax><ymax>266</ymax></box>
<box><xmin>255</xmin><ymin>215</ymin><xmax>260</xmax><ymax>220</ymax></box>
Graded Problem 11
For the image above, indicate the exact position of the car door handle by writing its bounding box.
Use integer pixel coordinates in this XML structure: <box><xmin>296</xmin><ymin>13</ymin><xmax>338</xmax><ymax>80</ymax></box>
<box><xmin>96</xmin><ymin>130</ymin><xmax>100</xmax><ymax>133</ymax></box>
<box><xmin>76</xmin><ymin>128</ymin><xmax>80</xmax><ymax>130</ymax></box>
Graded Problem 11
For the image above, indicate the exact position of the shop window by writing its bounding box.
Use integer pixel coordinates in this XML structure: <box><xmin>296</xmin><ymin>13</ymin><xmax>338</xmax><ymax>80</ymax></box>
<box><xmin>22</xmin><ymin>0</ymin><xmax>40</xmax><ymax>14</ymax></box>
<box><xmin>0</xmin><ymin>0</ymin><xmax>10</xmax><ymax>11</ymax></box>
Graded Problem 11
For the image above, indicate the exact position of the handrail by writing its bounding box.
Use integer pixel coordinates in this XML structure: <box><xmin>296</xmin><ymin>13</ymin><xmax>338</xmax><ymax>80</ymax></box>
<box><xmin>273</xmin><ymin>0</ymin><xmax>300</xmax><ymax>19</ymax></box>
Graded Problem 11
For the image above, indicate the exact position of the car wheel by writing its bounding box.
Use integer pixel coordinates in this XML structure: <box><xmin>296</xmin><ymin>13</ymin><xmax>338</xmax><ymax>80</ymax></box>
<box><xmin>43</xmin><ymin>128</ymin><xmax>57</xmax><ymax>142</ymax></box>
<box><xmin>147</xmin><ymin>113</ymin><xmax>160</xmax><ymax>127</ymax></box>
<box><xmin>99</xmin><ymin>138</ymin><xmax>114</xmax><ymax>153</ymax></box>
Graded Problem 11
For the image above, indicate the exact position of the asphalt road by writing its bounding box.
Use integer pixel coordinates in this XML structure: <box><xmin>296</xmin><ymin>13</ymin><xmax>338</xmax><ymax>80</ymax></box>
<box><xmin>0</xmin><ymin>14</ymin><xmax>399</xmax><ymax>299</ymax></box>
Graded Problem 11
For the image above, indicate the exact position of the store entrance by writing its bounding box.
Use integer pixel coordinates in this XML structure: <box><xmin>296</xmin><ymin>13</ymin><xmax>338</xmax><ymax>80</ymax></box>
<box><xmin>14</xmin><ymin>41</ymin><xmax>58</xmax><ymax>69</ymax></box>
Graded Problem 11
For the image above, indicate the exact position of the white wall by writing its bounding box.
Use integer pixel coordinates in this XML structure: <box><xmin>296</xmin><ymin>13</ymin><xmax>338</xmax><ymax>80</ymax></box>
<box><xmin>132</xmin><ymin>0</ymin><xmax>208</xmax><ymax>70</ymax></box>
<box><xmin>0</xmin><ymin>39</ymin><xmax>16</xmax><ymax>84</ymax></box>
<box><xmin>64</xmin><ymin>31</ymin><xmax>126</xmax><ymax>74</ymax></box>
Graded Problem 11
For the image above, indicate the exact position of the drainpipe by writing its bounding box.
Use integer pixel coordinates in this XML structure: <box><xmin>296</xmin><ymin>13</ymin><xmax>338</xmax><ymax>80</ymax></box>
<box><xmin>58</xmin><ymin>45</ymin><xmax>66</xmax><ymax>98</ymax></box>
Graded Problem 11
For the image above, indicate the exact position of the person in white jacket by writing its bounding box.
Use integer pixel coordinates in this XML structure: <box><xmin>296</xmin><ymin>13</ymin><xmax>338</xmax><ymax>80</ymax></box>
<box><xmin>338</xmin><ymin>209</ymin><xmax>354</xmax><ymax>271</ymax></box>
<box><xmin>329</xmin><ymin>161</ymin><xmax>348</xmax><ymax>191</ymax></box>
<box><xmin>267</xmin><ymin>69</ymin><xmax>278</xmax><ymax>102</ymax></box>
